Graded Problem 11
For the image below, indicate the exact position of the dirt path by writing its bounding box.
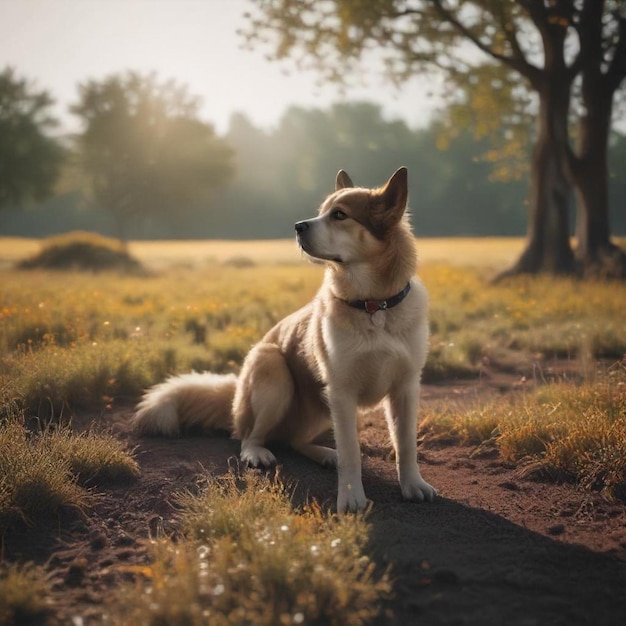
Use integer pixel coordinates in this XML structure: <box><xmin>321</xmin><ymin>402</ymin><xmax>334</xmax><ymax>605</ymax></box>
<box><xmin>4</xmin><ymin>378</ymin><xmax>626</xmax><ymax>625</ymax></box>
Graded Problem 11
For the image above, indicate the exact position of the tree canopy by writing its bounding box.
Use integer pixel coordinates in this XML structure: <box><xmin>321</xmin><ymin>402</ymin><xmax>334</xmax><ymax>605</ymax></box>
<box><xmin>71</xmin><ymin>72</ymin><xmax>235</xmax><ymax>240</ymax></box>
<box><xmin>0</xmin><ymin>67</ymin><xmax>64</xmax><ymax>209</ymax></box>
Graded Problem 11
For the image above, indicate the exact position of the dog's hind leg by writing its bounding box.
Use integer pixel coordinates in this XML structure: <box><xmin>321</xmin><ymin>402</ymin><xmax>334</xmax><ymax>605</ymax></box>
<box><xmin>292</xmin><ymin>443</ymin><xmax>337</xmax><ymax>468</ymax></box>
<box><xmin>233</xmin><ymin>342</ymin><xmax>294</xmax><ymax>468</ymax></box>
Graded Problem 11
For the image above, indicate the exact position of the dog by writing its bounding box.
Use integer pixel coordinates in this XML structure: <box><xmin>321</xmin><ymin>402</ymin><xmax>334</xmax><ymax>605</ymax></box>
<box><xmin>133</xmin><ymin>167</ymin><xmax>437</xmax><ymax>512</ymax></box>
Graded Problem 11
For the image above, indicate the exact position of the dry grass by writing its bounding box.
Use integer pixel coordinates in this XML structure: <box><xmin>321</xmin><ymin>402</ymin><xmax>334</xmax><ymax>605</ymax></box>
<box><xmin>106</xmin><ymin>473</ymin><xmax>390</xmax><ymax>626</ymax></box>
<box><xmin>0</xmin><ymin>562</ymin><xmax>53</xmax><ymax>626</ymax></box>
<box><xmin>1</xmin><ymin>235</ymin><xmax>625</xmax><ymax>512</ymax></box>
<box><xmin>0</xmin><ymin>236</ymin><xmax>526</xmax><ymax>271</ymax></box>
<box><xmin>422</xmin><ymin>364</ymin><xmax>626</xmax><ymax>498</ymax></box>
<box><xmin>0</xmin><ymin>409</ymin><xmax>138</xmax><ymax>532</ymax></box>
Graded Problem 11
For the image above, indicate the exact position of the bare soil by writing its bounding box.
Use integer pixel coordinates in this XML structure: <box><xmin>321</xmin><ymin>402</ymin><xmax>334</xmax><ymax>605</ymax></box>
<box><xmin>4</xmin><ymin>372</ymin><xmax>626</xmax><ymax>625</ymax></box>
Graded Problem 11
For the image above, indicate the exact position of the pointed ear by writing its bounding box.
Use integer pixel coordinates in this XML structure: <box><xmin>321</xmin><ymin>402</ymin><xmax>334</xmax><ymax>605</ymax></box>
<box><xmin>369</xmin><ymin>167</ymin><xmax>409</xmax><ymax>235</ymax></box>
<box><xmin>335</xmin><ymin>170</ymin><xmax>354</xmax><ymax>190</ymax></box>
<box><xmin>380</xmin><ymin>167</ymin><xmax>408</xmax><ymax>213</ymax></box>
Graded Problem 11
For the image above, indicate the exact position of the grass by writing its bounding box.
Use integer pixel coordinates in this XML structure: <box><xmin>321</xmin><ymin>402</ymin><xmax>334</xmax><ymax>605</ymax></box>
<box><xmin>0</xmin><ymin>562</ymin><xmax>53</xmax><ymax>626</ymax></box>
<box><xmin>422</xmin><ymin>363</ymin><xmax>626</xmax><ymax>498</ymax></box>
<box><xmin>0</xmin><ymin>408</ymin><xmax>138</xmax><ymax>532</ymax></box>
<box><xmin>1</xmin><ymin>237</ymin><xmax>625</xmax><ymax>500</ymax></box>
<box><xmin>1</xmin><ymin>236</ymin><xmax>625</xmax><ymax>624</ymax></box>
<box><xmin>105</xmin><ymin>472</ymin><xmax>390</xmax><ymax>626</ymax></box>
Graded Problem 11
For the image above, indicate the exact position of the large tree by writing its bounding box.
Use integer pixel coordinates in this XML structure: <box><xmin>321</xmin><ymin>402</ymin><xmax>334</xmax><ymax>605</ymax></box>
<box><xmin>71</xmin><ymin>72</ymin><xmax>234</xmax><ymax>240</ymax></box>
<box><xmin>0</xmin><ymin>67</ymin><xmax>64</xmax><ymax>209</ymax></box>
<box><xmin>243</xmin><ymin>0</ymin><xmax>626</xmax><ymax>276</ymax></box>
<box><xmin>571</xmin><ymin>1</ymin><xmax>626</xmax><ymax>274</ymax></box>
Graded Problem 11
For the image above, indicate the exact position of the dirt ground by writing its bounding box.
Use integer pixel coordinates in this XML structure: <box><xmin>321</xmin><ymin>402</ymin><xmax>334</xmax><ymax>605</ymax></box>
<box><xmin>4</xmin><ymin>373</ymin><xmax>626</xmax><ymax>625</ymax></box>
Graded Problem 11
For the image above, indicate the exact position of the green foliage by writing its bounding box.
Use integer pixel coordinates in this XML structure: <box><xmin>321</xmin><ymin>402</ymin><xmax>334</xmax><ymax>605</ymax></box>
<box><xmin>0</xmin><ymin>66</ymin><xmax>64</xmax><ymax>209</ymax></box>
<box><xmin>0</xmin><ymin>562</ymin><xmax>53</xmax><ymax>626</ymax></box>
<box><xmin>71</xmin><ymin>71</ymin><xmax>235</xmax><ymax>239</ymax></box>
<box><xmin>17</xmin><ymin>231</ymin><xmax>144</xmax><ymax>273</ymax></box>
<box><xmin>106</xmin><ymin>473</ymin><xmax>390</xmax><ymax>626</ymax></box>
<box><xmin>4</xmin><ymin>102</ymin><xmax>626</xmax><ymax>239</ymax></box>
<box><xmin>219</xmin><ymin>103</ymin><xmax>530</xmax><ymax>239</ymax></box>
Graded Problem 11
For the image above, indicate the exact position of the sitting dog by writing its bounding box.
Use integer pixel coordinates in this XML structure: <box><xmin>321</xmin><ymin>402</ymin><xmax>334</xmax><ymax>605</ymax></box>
<box><xmin>133</xmin><ymin>167</ymin><xmax>437</xmax><ymax>512</ymax></box>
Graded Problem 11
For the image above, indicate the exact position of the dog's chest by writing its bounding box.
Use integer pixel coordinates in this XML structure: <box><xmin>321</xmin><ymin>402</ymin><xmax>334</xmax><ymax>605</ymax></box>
<box><xmin>327</xmin><ymin>319</ymin><xmax>418</xmax><ymax>405</ymax></box>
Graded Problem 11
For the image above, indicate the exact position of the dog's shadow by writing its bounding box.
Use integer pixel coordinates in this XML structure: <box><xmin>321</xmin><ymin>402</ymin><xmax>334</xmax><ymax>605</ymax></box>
<box><xmin>130</xmin><ymin>434</ymin><xmax>626</xmax><ymax>625</ymax></box>
<box><xmin>277</xmin><ymin>448</ymin><xmax>626</xmax><ymax>626</ymax></box>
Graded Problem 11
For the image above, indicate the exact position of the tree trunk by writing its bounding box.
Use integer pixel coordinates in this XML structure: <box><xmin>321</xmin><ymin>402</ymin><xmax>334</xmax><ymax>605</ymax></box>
<box><xmin>501</xmin><ymin>73</ymin><xmax>575</xmax><ymax>278</ymax></box>
<box><xmin>570</xmin><ymin>18</ymin><xmax>626</xmax><ymax>278</ymax></box>
<box><xmin>572</xmin><ymin>95</ymin><xmax>610</xmax><ymax>252</ymax></box>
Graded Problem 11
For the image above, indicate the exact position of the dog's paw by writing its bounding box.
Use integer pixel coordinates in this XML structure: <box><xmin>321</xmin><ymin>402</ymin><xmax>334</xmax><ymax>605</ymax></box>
<box><xmin>400</xmin><ymin>475</ymin><xmax>438</xmax><ymax>502</ymax></box>
<box><xmin>315</xmin><ymin>446</ymin><xmax>338</xmax><ymax>469</ymax></box>
<box><xmin>240</xmin><ymin>445</ymin><xmax>277</xmax><ymax>468</ymax></box>
<box><xmin>337</xmin><ymin>481</ymin><xmax>367</xmax><ymax>514</ymax></box>
<box><xmin>320</xmin><ymin>448</ymin><xmax>337</xmax><ymax>469</ymax></box>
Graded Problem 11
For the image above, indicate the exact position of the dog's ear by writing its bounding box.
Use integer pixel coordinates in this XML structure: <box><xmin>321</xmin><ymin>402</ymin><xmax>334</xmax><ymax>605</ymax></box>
<box><xmin>335</xmin><ymin>170</ymin><xmax>354</xmax><ymax>190</ymax></box>
<box><xmin>380</xmin><ymin>167</ymin><xmax>408</xmax><ymax>212</ymax></box>
<box><xmin>371</xmin><ymin>167</ymin><xmax>408</xmax><ymax>231</ymax></box>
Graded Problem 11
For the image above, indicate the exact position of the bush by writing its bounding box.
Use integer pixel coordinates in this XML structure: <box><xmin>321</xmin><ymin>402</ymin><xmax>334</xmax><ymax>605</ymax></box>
<box><xmin>17</xmin><ymin>231</ymin><xmax>144</xmax><ymax>273</ymax></box>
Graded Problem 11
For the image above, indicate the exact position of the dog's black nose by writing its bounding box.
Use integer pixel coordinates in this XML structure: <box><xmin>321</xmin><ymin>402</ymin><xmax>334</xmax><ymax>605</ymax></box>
<box><xmin>295</xmin><ymin>221</ymin><xmax>309</xmax><ymax>234</ymax></box>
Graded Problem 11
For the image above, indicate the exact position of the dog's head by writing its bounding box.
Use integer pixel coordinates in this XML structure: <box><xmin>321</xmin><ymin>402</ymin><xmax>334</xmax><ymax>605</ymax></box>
<box><xmin>295</xmin><ymin>167</ymin><xmax>409</xmax><ymax>264</ymax></box>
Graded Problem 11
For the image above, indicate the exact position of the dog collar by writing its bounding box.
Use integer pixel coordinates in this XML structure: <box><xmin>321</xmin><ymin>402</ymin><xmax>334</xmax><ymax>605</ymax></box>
<box><xmin>345</xmin><ymin>282</ymin><xmax>411</xmax><ymax>314</ymax></box>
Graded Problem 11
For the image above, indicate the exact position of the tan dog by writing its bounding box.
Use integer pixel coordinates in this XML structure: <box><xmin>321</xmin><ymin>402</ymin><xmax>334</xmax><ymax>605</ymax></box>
<box><xmin>133</xmin><ymin>167</ymin><xmax>436</xmax><ymax>512</ymax></box>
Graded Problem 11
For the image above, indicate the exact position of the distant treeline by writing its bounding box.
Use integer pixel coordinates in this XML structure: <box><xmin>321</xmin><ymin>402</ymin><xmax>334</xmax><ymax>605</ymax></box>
<box><xmin>2</xmin><ymin>102</ymin><xmax>625</xmax><ymax>239</ymax></box>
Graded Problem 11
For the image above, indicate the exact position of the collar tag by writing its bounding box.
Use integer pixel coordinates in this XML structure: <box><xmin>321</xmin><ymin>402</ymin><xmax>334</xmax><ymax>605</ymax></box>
<box><xmin>364</xmin><ymin>300</ymin><xmax>386</xmax><ymax>314</ymax></box>
<box><xmin>345</xmin><ymin>282</ymin><xmax>411</xmax><ymax>315</ymax></box>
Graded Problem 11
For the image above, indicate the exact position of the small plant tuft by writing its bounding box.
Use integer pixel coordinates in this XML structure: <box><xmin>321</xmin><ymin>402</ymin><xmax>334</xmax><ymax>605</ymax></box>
<box><xmin>0</xmin><ymin>562</ymin><xmax>54</xmax><ymax>626</ymax></box>
<box><xmin>106</xmin><ymin>472</ymin><xmax>391</xmax><ymax>626</ymax></box>
<box><xmin>0</xmin><ymin>412</ymin><xmax>138</xmax><ymax>532</ymax></box>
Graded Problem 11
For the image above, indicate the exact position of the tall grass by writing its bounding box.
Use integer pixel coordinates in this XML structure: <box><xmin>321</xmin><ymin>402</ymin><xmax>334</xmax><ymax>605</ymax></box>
<box><xmin>2</xmin><ymin>238</ymin><xmax>626</xmax><ymax>500</ymax></box>
<box><xmin>3</xmin><ymin>257</ymin><xmax>625</xmax><ymax>413</ymax></box>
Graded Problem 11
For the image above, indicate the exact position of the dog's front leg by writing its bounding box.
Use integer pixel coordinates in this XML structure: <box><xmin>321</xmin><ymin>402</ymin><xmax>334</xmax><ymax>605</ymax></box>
<box><xmin>386</xmin><ymin>381</ymin><xmax>437</xmax><ymax>502</ymax></box>
<box><xmin>329</xmin><ymin>393</ymin><xmax>367</xmax><ymax>513</ymax></box>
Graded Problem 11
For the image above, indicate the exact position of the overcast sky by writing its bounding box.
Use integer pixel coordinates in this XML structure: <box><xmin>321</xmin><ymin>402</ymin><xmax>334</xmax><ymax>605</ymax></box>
<box><xmin>0</xmin><ymin>0</ymin><xmax>444</xmax><ymax>134</ymax></box>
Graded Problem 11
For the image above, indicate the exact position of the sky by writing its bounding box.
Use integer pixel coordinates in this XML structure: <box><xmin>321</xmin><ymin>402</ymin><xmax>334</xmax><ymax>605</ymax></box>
<box><xmin>0</xmin><ymin>0</ymin><xmax>444</xmax><ymax>135</ymax></box>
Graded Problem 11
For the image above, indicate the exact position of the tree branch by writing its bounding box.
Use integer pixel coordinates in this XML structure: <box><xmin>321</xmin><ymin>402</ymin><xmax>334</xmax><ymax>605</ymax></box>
<box><xmin>428</xmin><ymin>0</ymin><xmax>541</xmax><ymax>85</ymax></box>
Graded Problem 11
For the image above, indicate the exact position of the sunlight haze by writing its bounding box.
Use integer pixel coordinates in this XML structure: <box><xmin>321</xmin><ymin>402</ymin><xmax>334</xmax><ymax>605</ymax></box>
<box><xmin>0</xmin><ymin>0</ymin><xmax>442</xmax><ymax>134</ymax></box>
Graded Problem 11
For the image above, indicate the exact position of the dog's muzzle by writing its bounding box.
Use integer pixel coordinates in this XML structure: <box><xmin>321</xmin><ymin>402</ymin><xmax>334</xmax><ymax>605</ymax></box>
<box><xmin>295</xmin><ymin>220</ymin><xmax>309</xmax><ymax>235</ymax></box>
<box><xmin>295</xmin><ymin>220</ymin><xmax>311</xmax><ymax>250</ymax></box>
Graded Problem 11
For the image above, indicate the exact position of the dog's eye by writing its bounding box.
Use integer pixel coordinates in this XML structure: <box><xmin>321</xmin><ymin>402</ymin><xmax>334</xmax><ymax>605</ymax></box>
<box><xmin>331</xmin><ymin>209</ymin><xmax>348</xmax><ymax>221</ymax></box>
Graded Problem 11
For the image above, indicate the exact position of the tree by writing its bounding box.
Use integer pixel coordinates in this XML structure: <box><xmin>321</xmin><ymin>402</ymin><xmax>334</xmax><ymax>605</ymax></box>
<box><xmin>570</xmin><ymin>1</ymin><xmax>626</xmax><ymax>274</ymax></box>
<box><xmin>243</xmin><ymin>0</ymin><xmax>626</xmax><ymax>276</ymax></box>
<box><xmin>0</xmin><ymin>67</ymin><xmax>64</xmax><ymax>209</ymax></box>
<box><xmin>71</xmin><ymin>72</ymin><xmax>234</xmax><ymax>240</ymax></box>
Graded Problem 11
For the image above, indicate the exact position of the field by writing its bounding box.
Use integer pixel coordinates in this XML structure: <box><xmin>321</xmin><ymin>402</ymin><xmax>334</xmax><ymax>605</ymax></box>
<box><xmin>1</xmin><ymin>235</ymin><xmax>626</xmax><ymax>625</ymax></box>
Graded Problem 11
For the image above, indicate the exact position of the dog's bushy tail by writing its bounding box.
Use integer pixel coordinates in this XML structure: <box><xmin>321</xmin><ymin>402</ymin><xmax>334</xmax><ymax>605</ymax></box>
<box><xmin>133</xmin><ymin>372</ymin><xmax>237</xmax><ymax>436</ymax></box>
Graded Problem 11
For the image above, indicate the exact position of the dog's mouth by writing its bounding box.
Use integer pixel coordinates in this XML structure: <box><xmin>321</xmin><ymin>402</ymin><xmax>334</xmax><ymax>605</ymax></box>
<box><xmin>296</xmin><ymin>235</ymin><xmax>343</xmax><ymax>264</ymax></box>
